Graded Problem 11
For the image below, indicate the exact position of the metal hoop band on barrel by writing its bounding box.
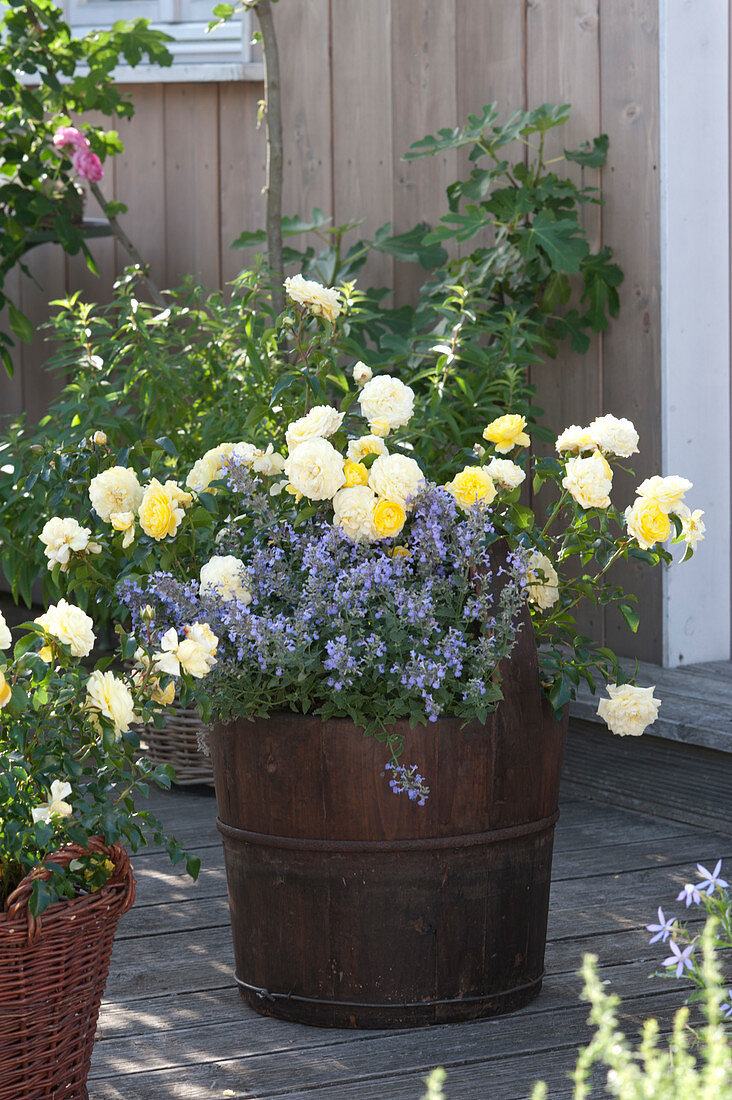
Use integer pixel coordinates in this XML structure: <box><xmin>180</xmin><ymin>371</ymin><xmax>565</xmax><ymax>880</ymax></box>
<box><xmin>233</xmin><ymin>971</ymin><xmax>545</xmax><ymax>1008</ymax></box>
<box><xmin>216</xmin><ymin>809</ymin><xmax>559</xmax><ymax>854</ymax></box>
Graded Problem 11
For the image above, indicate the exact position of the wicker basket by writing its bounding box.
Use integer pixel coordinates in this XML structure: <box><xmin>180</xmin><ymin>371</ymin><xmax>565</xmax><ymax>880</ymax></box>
<box><xmin>0</xmin><ymin>838</ymin><xmax>135</xmax><ymax>1100</ymax></box>
<box><xmin>140</xmin><ymin>703</ymin><xmax>214</xmax><ymax>787</ymax></box>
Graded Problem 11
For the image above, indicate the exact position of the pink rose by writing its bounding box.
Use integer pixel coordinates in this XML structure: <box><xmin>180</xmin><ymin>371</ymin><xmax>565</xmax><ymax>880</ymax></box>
<box><xmin>72</xmin><ymin>149</ymin><xmax>104</xmax><ymax>182</ymax></box>
<box><xmin>53</xmin><ymin>126</ymin><xmax>89</xmax><ymax>152</ymax></box>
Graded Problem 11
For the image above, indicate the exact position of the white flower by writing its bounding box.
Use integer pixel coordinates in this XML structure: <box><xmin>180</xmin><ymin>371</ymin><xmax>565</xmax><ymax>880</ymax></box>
<box><xmin>153</xmin><ymin>628</ymin><xmax>182</xmax><ymax>677</ymax></box>
<box><xmin>86</xmin><ymin>670</ymin><xmax>137</xmax><ymax>738</ymax></box>
<box><xmin>676</xmin><ymin>505</ymin><xmax>706</xmax><ymax>552</ymax></box>
<box><xmin>587</xmin><ymin>414</ymin><xmax>639</xmax><ymax>458</ymax></box>
<box><xmin>555</xmin><ymin>425</ymin><xmax>596</xmax><ymax>455</ymax></box>
<box><xmin>252</xmin><ymin>444</ymin><xmax>287</xmax><ymax>476</ymax></box>
<box><xmin>562</xmin><ymin>452</ymin><xmax>613</xmax><ymax>510</ymax></box>
<box><xmin>368</xmin><ymin>453</ymin><xmax>425</xmax><ymax>509</ymax></box>
<box><xmin>332</xmin><ymin>485</ymin><xmax>378</xmax><ymax>543</ymax></box>
<box><xmin>39</xmin><ymin>517</ymin><xmax>98</xmax><ymax>570</ymax></box>
<box><xmin>352</xmin><ymin>361</ymin><xmax>372</xmax><ymax>386</ymax></box>
<box><xmin>284</xmin><ymin>274</ymin><xmax>342</xmax><ymax>322</ymax></box>
<box><xmin>35</xmin><ymin>600</ymin><xmax>95</xmax><ymax>658</ymax></box>
<box><xmin>597</xmin><ymin>683</ymin><xmax>661</xmax><ymax>737</ymax></box>
<box><xmin>0</xmin><ymin>611</ymin><xmax>12</xmax><ymax>650</ymax></box>
<box><xmin>89</xmin><ymin>467</ymin><xmax>143</xmax><ymax>522</ymax></box>
<box><xmin>199</xmin><ymin>555</ymin><xmax>252</xmax><ymax>604</ymax></box>
<box><xmin>359</xmin><ymin>376</ymin><xmax>415</xmax><ymax>431</ymax></box>
<box><xmin>285</xmin><ymin>405</ymin><xmax>345</xmax><ymax>452</ymax></box>
<box><xmin>485</xmin><ymin>458</ymin><xmax>526</xmax><ymax>491</ymax></box>
<box><xmin>526</xmin><ymin>552</ymin><xmax>560</xmax><ymax>610</ymax></box>
<box><xmin>92</xmin><ymin>430</ymin><xmax>107</xmax><ymax>446</ymax></box>
<box><xmin>286</xmin><ymin>437</ymin><xmax>346</xmax><ymax>501</ymax></box>
<box><xmin>31</xmin><ymin>780</ymin><xmax>73</xmax><ymax>824</ymax></box>
<box><xmin>636</xmin><ymin>475</ymin><xmax>692</xmax><ymax>514</ymax></box>
<box><xmin>346</xmin><ymin>435</ymin><xmax>389</xmax><ymax>463</ymax></box>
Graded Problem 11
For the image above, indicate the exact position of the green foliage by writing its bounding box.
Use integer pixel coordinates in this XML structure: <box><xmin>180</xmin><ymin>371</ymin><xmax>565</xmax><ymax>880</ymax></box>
<box><xmin>0</xmin><ymin>615</ymin><xmax>200</xmax><ymax>913</ymax></box>
<box><xmin>0</xmin><ymin>271</ymin><xmax>282</xmax><ymax>614</ymax></box>
<box><xmin>0</xmin><ymin>0</ymin><xmax>172</xmax><ymax>371</ymax></box>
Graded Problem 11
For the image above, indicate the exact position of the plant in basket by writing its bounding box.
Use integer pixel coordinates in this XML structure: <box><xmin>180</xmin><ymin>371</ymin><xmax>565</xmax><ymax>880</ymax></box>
<box><xmin>47</xmin><ymin>276</ymin><xmax>705</xmax><ymax>1029</ymax></box>
<box><xmin>0</xmin><ymin>600</ymin><xmax>212</xmax><ymax>1099</ymax></box>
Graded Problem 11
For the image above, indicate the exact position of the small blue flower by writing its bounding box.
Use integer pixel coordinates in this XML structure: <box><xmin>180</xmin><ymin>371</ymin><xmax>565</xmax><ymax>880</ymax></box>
<box><xmin>676</xmin><ymin>883</ymin><xmax>702</xmax><ymax>908</ymax></box>
<box><xmin>646</xmin><ymin>906</ymin><xmax>676</xmax><ymax>945</ymax></box>
<box><xmin>695</xmin><ymin>859</ymin><xmax>729</xmax><ymax>896</ymax></box>
<box><xmin>721</xmin><ymin>990</ymin><xmax>732</xmax><ymax>1019</ymax></box>
<box><xmin>662</xmin><ymin>940</ymin><xmax>695</xmax><ymax>979</ymax></box>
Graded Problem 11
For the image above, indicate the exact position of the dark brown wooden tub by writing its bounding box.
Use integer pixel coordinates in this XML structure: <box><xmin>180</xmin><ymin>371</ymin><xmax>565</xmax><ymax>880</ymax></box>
<box><xmin>208</xmin><ymin>612</ymin><xmax>567</xmax><ymax>1029</ymax></box>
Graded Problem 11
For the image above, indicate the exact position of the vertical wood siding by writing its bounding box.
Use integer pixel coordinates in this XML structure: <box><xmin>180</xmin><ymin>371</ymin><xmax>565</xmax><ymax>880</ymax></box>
<box><xmin>1</xmin><ymin>0</ymin><xmax>661</xmax><ymax>660</ymax></box>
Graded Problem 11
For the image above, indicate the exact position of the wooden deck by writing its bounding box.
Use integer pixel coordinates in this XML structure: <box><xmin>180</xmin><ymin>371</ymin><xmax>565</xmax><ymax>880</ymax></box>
<box><xmin>88</xmin><ymin>784</ymin><xmax>731</xmax><ymax>1099</ymax></box>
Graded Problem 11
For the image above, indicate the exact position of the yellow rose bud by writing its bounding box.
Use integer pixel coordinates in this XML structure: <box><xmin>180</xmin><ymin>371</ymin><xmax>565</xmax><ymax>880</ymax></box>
<box><xmin>0</xmin><ymin>671</ymin><xmax>11</xmax><ymax>708</ymax></box>
<box><xmin>482</xmin><ymin>413</ymin><xmax>530</xmax><ymax>453</ymax></box>
<box><xmin>390</xmin><ymin>545</ymin><xmax>410</xmax><ymax>559</ymax></box>
<box><xmin>138</xmin><ymin>479</ymin><xmax>184</xmax><ymax>541</ymax></box>
<box><xmin>153</xmin><ymin>678</ymin><xmax>176</xmax><ymax>706</ymax></box>
<box><xmin>446</xmin><ymin>467</ymin><xmax>497</xmax><ymax>510</ymax></box>
<box><xmin>284</xmin><ymin>482</ymin><xmax>304</xmax><ymax>503</ymax></box>
<box><xmin>624</xmin><ymin>497</ymin><xmax>672</xmax><ymax>550</ymax></box>
<box><xmin>343</xmin><ymin>460</ymin><xmax>370</xmax><ymax>487</ymax></box>
<box><xmin>93</xmin><ymin>431</ymin><xmax>107</xmax><ymax>446</ymax></box>
<box><xmin>372</xmin><ymin>499</ymin><xmax>406</xmax><ymax>539</ymax></box>
<box><xmin>38</xmin><ymin>646</ymin><xmax>54</xmax><ymax>664</ymax></box>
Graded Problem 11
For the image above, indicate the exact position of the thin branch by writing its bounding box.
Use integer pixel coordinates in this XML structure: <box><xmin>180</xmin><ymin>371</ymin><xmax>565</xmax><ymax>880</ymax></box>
<box><xmin>88</xmin><ymin>181</ymin><xmax>167</xmax><ymax>310</ymax></box>
<box><xmin>253</xmin><ymin>0</ymin><xmax>285</xmax><ymax>313</ymax></box>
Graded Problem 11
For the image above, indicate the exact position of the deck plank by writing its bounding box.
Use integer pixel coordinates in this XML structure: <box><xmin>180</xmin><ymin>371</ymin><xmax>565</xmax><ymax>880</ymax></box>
<box><xmin>89</xmin><ymin>785</ymin><xmax>724</xmax><ymax>1099</ymax></box>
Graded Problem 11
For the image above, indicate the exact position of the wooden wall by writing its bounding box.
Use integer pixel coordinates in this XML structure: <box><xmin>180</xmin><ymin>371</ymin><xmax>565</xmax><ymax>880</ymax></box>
<box><xmin>1</xmin><ymin>0</ymin><xmax>661</xmax><ymax>661</ymax></box>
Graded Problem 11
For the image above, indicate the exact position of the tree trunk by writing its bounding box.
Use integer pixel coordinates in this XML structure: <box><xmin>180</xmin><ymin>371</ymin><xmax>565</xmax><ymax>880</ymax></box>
<box><xmin>254</xmin><ymin>0</ymin><xmax>285</xmax><ymax>314</ymax></box>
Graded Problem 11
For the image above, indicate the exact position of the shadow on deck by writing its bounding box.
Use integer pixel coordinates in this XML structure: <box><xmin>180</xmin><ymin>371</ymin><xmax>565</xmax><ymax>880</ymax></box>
<box><xmin>88</xmin><ymin>783</ymin><xmax>730</xmax><ymax>1099</ymax></box>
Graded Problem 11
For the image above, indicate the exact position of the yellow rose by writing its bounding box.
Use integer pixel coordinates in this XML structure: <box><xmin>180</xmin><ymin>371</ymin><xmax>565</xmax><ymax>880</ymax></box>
<box><xmin>482</xmin><ymin>414</ymin><xmax>530</xmax><ymax>453</ymax></box>
<box><xmin>0</xmin><ymin>670</ymin><xmax>11</xmax><ymax>708</ymax></box>
<box><xmin>343</xmin><ymin>460</ymin><xmax>370</xmax><ymax>487</ymax></box>
<box><xmin>390</xmin><ymin>545</ymin><xmax>410</xmax><ymax>559</ymax></box>
<box><xmin>372</xmin><ymin>499</ymin><xmax>406</xmax><ymax>540</ymax></box>
<box><xmin>35</xmin><ymin>599</ymin><xmax>95</xmax><ymax>658</ymax></box>
<box><xmin>636</xmin><ymin>475</ymin><xmax>692</xmax><ymax>514</ymax></box>
<box><xmin>284</xmin><ymin>274</ymin><xmax>342</xmax><ymax>323</ymax></box>
<box><xmin>86</xmin><ymin>670</ymin><xmax>137</xmax><ymax>738</ymax></box>
<box><xmin>624</xmin><ymin>497</ymin><xmax>671</xmax><ymax>550</ymax></box>
<box><xmin>446</xmin><ymin>467</ymin><xmax>497</xmax><ymax>510</ymax></box>
<box><xmin>526</xmin><ymin>551</ymin><xmax>560</xmax><ymax>611</ymax></box>
<box><xmin>110</xmin><ymin>510</ymin><xmax>136</xmax><ymax>548</ymax></box>
<box><xmin>369</xmin><ymin>418</ymin><xmax>391</xmax><ymax>438</ymax></box>
<box><xmin>346</xmin><ymin>435</ymin><xmax>388</xmax><ymax>463</ymax></box>
<box><xmin>597</xmin><ymin>683</ymin><xmax>660</xmax><ymax>737</ymax></box>
<box><xmin>89</xmin><ymin>466</ymin><xmax>143</xmax><ymax>522</ymax></box>
<box><xmin>139</xmin><ymin>479</ymin><xmax>185</xmax><ymax>540</ymax></box>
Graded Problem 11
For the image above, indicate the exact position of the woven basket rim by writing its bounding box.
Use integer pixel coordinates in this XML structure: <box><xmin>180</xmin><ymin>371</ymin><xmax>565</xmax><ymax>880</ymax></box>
<box><xmin>0</xmin><ymin>838</ymin><xmax>135</xmax><ymax>946</ymax></box>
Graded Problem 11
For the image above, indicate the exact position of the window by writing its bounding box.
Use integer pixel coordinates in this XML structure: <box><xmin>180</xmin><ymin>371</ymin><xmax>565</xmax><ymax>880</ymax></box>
<box><xmin>61</xmin><ymin>0</ymin><xmax>263</xmax><ymax>82</ymax></box>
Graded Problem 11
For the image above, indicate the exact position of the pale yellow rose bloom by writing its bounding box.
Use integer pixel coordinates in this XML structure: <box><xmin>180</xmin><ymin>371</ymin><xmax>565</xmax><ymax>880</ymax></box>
<box><xmin>284</xmin><ymin>274</ymin><xmax>342</xmax><ymax>322</ymax></box>
<box><xmin>86</xmin><ymin>670</ymin><xmax>137</xmax><ymax>738</ymax></box>
<box><xmin>286</xmin><ymin>438</ymin><xmax>346</xmax><ymax>501</ymax></box>
<box><xmin>636</xmin><ymin>475</ymin><xmax>692</xmax><ymax>514</ymax></box>
<box><xmin>89</xmin><ymin>466</ymin><xmax>143</xmax><ymax>522</ymax></box>
<box><xmin>177</xmin><ymin>639</ymin><xmax>215</xmax><ymax>679</ymax></box>
<box><xmin>332</xmin><ymin>485</ymin><xmax>378</xmax><ymax>543</ymax></box>
<box><xmin>555</xmin><ymin>424</ymin><xmax>595</xmax><ymax>455</ymax></box>
<box><xmin>482</xmin><ymin>414</ymin><xmax>530</xmax><ymax>453</ymax></box>
<box><xmin>139</xmin><ymin>479</ymin><xmax>185</xmax><ymax>540</ymax></box>
<box><xmin>597</xmin><ymin>683</ymin><xmax>660</xmax><ymax>737</ymax></box>
<box><xmin>343</xmin><ymin>460</ymin><xmax>370</xmax><ymax>488</ymax></box>
<box><xmin>39</xmin><ymin>516</ymin><xmax>97</xmax><ymax>570</ymax></box>
<box><xmin>587</xmin><ymin>414</ymin><xmax>639</xmax><ymax>458</ymax></box>
<box><xmin>286</xmin><ymin>406</ymin><xmax>344</xmax><ymax>452</ymax></box>
<box><xmin>485</xmin><ymin>458</ymin><xmax>526</xmax><ymax>491</ymax></box>
<box><xmin>372</xmin><ymin>499</ymin><xmax>407</xmax><ymax>540</ymax></box>
<box><xmin>526</xmin><ymin>551</ymin><xmax>560</xmax><ymax>610</ymax></box>
<box><xmin>624</xmin><ymin>497</ymin><xmax>671</xmax><ymax>550</ymax></box>
<box><xmin>676</xmin><ymin>505</ymin><xmax>706</xmax><ymax>552</ymax></box>
<box><xmin>35</xmin><ymin>600</ymin><xmax>95</xmax><ymax>658</ymax></box>
<box><xmin>347</xmin><ymin>435</ymin><xmax>389</xmax><ymax>463</ymax></box>
<box><xmin>561</xmin><ymin>452</ymin><xmax>612</xmax><ymax>510</ymax></box>
<box><xmin>446</xmin><ymin>467</ymin><xmax>497</xmax><ymax>510</ymax></box>
<box><xmin>0</xmin><ymin>611</ymin><xmax>12</xmax><ymax>651</ymax></box>
<box><xmin>359</xmin><ymin>376</ymin><xmax>415</xmax><ymax>430</ymax></box>
<box><xmin>110</xmin><ymin>510</ymin><xmax>136</xmax><ymax>548</ymax></box>
<box><xmin>368</xmin><ymin>454</ymin><xmax>425</xmax><ymax>509</ymax></box>
<box><xmin>0</xmin><ymin>670</ymin><xmax>11</xmax><ymax>708</ymax></box>
<box><xmin>31</xmin><ymin>780</ymin><xmax>73</xmax><ymax>824</ymax></box>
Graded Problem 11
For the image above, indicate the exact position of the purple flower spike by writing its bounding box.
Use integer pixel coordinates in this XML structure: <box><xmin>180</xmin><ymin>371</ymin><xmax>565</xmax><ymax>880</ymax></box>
<box><xmin>695</xmin><ymin>859</ymin><xmax>729</xmax><ymax>896</ymax></box>
<box><xmin>676</xmin><ymin>883</ymin><xmax>702</xmax><ymax>908</ymax></box>
<box><xmin>662</xmin><ymin>940</ymin><xmax>695</xmax><ymax>979</ymax></box>
<box><xmin>646</xmin><ymin>906</ymin><xmax>676</xmax><ymax>945</ymax></box>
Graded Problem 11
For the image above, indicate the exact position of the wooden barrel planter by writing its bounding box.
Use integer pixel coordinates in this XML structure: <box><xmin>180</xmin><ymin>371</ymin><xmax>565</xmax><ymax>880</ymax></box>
<box><xmin>0</xmin><ymin>839</ymin><xmax>135</xmax><ymax>1099</ymax></box>
<box><xmin>208</xmin><ymin>606</ymin><xmax>567</xmax><ymax>1029</ymax></box>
